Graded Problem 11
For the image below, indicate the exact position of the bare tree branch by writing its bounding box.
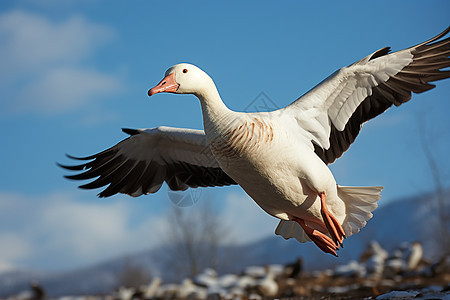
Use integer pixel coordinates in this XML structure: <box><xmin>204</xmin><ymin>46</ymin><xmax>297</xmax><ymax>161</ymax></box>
<box><xmin>154</xmin><ymin>199</ymin><xmax>233</xmax><ymax>281</ymax></box>
<box><xmin>418</xmin><ymin>115</ymin><xmax>450</xmax><ymax>258</ymax></box>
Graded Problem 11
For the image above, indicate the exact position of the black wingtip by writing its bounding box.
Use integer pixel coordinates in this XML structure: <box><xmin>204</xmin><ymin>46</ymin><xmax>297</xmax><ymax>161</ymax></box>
<box><xmin>369</xmin><ymin>47</ymin><xmax>391</xmax><ymax>61</ymax></box>
<box><xmin>65</xmin><ymin>153</ymin><xmax>95</xmax><ymax>161</ymax></box>
<box><xmin>65</xmin><ymin>153</ymin><xmax>81</xmax><ymax>160</ymax></box>
<box><xmin>414</xmin><ymin>26</ymin><xmax>450</xmax><ymax>48</ymax></box>
<box><xmin>122</xmin><ymin>128</ymin><xmax>141</xmax><ymax>136</ymax></box>
<box><xmin>57</xmin><ymin>162</ymin><xmax>86</xmax><ymax>171</ymax></box>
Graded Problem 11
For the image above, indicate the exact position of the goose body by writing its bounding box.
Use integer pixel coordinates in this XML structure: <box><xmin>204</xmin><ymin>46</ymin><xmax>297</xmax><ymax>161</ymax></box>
<box><xmin>61</xmin><ymin>28</ymin><xmax>450</xmax><ymax>256</ymax></box>
<box><xmin>208</xmin><ymin>110</ymin><xmax>339</xmax><ymax>225</ymax></box>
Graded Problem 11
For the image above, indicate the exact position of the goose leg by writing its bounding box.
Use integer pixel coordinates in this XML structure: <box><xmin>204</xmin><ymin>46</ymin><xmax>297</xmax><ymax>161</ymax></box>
<box><xmin>294</xmin><ymin>218</ymin><xmax>339</xmax><ymax>257</ymax></box>
<box><xmin>319</xmin><ymin>192</ymin><xmax>345</xmax><ymax>247</ymax></box>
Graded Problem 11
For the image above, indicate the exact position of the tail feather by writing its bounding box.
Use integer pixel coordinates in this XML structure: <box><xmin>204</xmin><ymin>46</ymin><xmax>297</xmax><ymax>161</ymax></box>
<box><xmin>339</xmin><ymin>185</ymin><xmax>383</xmax><ymax>237</ymax></box>
<box><xmin>275</xmin><ymin>185</ymin><xmax>382</xmax><ymax>243</ymax></box>
<box><xmin>275</xmin><ymin>219</ymin><xmax>311</xmax><ymax>243</ymax></box>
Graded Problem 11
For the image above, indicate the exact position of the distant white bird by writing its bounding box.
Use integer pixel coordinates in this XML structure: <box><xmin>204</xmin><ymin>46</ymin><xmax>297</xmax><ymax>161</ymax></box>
<box><xmin>155</xmin><ymin>283</ymin><xmax>179</xmax><ymax>299</ymax></box>
<box><xmin>142</xmin><ymin>277</ymin><xmax>162</xmax><ymax>299</ymax></box>
<box><xmin>332</xmin><ymin>260</ymin><xmax>365</xmax><ymax>277</ymax></box>
<box><xmin>177</xmin><ymin>278</ymin><xmax>207</xmax><ymax>299</ymax></box>
<box><xmin>115</xmin><ymin>286</ymin><xmax>135</xmax><ymax>300</ymax></box>
<box><xmin>244</xmin><ymin>266</ymin><xmax>267</xmax><ymax>278</ymax></box>
<box><xmin>194</xmin><ymin>268</ymin><xmax>218</xmax><ymax>287</ymax></box>
<box><xmin>254</xmin><ymin>267</ymin><xmax>279</xmax><ymax>297</ymax></box>
<box><xmin>60</xmin><ymin>28</ymin><xmax>450</xmax><ymax>256</ymax></box>
<box><xmin>362</xmin><ymin>241</ymin><xmax>388</xmax><ymax>277</ymax></box>
<box><xmin>401</xmin><ymin>241</ymin><xmax>423</xmax><ymax>271</ymax></box>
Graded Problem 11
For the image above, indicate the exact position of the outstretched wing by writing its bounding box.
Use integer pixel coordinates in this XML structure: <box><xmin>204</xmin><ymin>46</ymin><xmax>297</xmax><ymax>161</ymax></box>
<box><xmin>59</xmin><ymin>126</ymin><xmax>236</xmax><ymax>198</ymax></box>
<box><xmin>282</xmin><ymin>27</ymin><xmax>450</xmax><ymax>164</ymax></box>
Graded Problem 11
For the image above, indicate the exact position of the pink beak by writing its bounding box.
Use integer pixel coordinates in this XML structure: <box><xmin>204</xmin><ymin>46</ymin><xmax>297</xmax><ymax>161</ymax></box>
<box><xmin>148</xmin><ymin>73</ymin><xmax>179</xmax><ymax>96</ymax></box>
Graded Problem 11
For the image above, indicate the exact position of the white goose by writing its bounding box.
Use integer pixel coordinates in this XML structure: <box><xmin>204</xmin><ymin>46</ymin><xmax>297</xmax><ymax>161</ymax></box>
<box><xmin>61</xmin><ymin>28</ymin><xmax>450</xmax><ymax>256</ymax></box>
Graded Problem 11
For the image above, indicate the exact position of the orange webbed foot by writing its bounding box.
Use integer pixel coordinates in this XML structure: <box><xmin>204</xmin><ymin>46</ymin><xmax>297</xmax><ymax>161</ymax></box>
<box><xmin>319</xmin><ymin>192</ymin><xmax>346</xmax><ymax>247</ymax></box>
<box><xmin>295</xmin><ymin>218</ymin><xmax>339</xmax><ymax>257</ymax></box>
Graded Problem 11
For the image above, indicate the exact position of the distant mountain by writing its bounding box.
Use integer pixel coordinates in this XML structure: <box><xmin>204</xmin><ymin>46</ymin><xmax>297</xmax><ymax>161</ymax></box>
<box><xmin>0</xmin><ymin>190</ymin><xmax>446</xmax><ymax>297</ymax></box>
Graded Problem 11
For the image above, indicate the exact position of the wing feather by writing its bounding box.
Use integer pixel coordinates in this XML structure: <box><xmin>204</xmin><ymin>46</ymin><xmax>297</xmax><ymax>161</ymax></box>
<box><xmin>283</xmin><ymin>27</ymin><xmax>450</xmax><ymax>164</ymax></box>
<box><xmin>59</xmin><ymin>126</ymin><xmax>236</xmax><ymax>197</ymax></box>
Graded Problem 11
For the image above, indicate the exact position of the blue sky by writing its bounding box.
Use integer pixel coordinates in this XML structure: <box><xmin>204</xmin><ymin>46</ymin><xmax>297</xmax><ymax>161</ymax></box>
<box><xmin>0</xmin><ymin>0</ymin><xmax>449</xmax><ymax>273</ymax></box>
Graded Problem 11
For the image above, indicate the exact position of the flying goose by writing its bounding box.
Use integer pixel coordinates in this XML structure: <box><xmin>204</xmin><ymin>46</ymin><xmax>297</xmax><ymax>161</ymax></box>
<box><xmin>60</xmin><ymin>28</ymin><xmax>450</xmax><ymax>256</ymax></box>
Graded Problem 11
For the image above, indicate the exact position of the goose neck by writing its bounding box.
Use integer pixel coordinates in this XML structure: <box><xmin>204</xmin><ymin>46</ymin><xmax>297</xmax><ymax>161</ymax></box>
<box><xmin>197</xmin><ymin>86</ymin><xmax>231</xmax><ymax>125</ymax></box>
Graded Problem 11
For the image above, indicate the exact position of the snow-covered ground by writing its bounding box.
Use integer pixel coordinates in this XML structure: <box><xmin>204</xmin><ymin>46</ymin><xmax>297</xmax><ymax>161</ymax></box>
<box><xmin>2</xmin><ymin>241</ymin><xmax>449</xmax><ymax>300</ymax></box>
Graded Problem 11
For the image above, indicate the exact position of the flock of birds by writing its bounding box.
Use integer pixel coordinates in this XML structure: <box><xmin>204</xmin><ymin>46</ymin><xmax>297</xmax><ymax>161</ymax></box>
<box><xmin>7</xmin><ymin>241</ymin><xmax>449</xmax><ymax>299</ymax></box>
<box><xmin>60</xmin><ymin>27</ymin><xmax>450</xmax><ymax>256</ymax></box>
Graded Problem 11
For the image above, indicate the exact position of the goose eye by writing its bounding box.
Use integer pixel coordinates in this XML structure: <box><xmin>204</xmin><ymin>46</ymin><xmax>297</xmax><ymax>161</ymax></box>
<box><xmin>182</xmin><ymin>69</ymin><xmax>188</xmax><ymax>74</ymax></box>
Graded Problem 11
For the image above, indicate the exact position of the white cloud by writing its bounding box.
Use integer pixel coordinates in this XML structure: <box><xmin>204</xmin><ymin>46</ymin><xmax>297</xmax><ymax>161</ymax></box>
<box><xmin>0</xmin><ymin>10</ymin><xmax>122</xmax><ymax>116</ymax></box>
<box><xmin>0</xmin><ymin>10</ymin><xmax>113</xmax><ymax>78</ymax></box>
<box><xmin>15</xmin><ymin>67</ymin><xmax>122</xmax><ymax>114</ymax></box>
<box><xmin>0</xmin><ymin>191</ymin><xmax>164</xmax><ymax>271</ymax></box>
<box><xmin>0</xmin><ymin>233</ymin><xmax>32</xmax><ymax>273</ymax></box>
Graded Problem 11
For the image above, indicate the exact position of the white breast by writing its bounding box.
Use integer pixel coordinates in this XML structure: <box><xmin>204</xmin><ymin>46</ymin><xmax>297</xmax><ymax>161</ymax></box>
<box><xmin>209</xmin><ymin>116</ymin><xmax>275</xmax><ymax>160</ymax></box>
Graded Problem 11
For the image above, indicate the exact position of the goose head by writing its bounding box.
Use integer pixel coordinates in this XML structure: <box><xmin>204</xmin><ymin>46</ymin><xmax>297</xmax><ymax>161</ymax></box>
<box><xmin>148</xmin><ymin>63</ymin><xmax>214</xmax><ymax>97</ymax></box>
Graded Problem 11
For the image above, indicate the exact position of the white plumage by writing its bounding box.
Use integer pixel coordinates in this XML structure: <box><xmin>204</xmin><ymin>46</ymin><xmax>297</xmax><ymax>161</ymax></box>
<box><xmin>61</xmin><ymin>28</ymin><xmax>450</xmax><ymax>256</ymax></box>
